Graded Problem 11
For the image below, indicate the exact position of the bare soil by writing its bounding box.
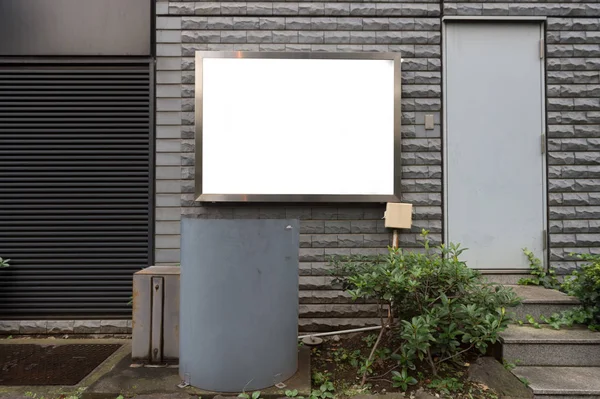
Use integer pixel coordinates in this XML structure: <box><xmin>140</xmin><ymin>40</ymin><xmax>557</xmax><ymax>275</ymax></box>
<box><xmin>310</xmin><ymin>333</ymin><xmax>500</xmax><ymax>399</ymax></box>
<box><xmin>0</xmin><ymin>343</ymin><xmax>121</xmax><ymax>385</ymax></box>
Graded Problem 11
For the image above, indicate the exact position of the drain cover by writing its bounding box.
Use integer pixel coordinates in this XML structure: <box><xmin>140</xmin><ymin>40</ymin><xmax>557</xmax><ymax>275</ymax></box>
<box><xmin>0</xmin><ymin>344</ymin><xmax>121</xmax><ymax>385</ymax></box>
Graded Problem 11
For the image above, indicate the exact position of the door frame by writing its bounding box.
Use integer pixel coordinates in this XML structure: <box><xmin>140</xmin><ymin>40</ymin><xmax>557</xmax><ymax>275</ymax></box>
<box><xmin>442</xmin><ymin>18</ymin><xmax>549</xmax><ymax>273</ymax></box>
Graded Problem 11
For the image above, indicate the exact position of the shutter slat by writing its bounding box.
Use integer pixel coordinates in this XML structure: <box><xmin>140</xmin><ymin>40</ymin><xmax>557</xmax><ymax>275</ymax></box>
<box><xmin>0</xmin><ymin>62</ymin><xmax>152</xmax><ymax>319</ymax></box>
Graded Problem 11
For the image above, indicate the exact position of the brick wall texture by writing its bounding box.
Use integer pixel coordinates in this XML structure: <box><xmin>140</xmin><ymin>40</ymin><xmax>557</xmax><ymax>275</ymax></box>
<box><xmin>155</xmin><ymin>0</ymin><xmax>600</xmax><ymax>331</ymax></box>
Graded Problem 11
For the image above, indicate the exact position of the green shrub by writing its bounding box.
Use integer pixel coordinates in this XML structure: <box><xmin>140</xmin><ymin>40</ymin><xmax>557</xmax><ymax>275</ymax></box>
<box><xmin>547</xmin><ymin>253</ymin><xmax>600</xmax><ymax>331</ymax></box>
<box><xmin>391</xmin><ymin>369</ymin><xmax>417</xmax><ymax>390</ymax></box>
<box><xmin>518</xmin><ymin>251</ymin><xmax>600</xmax><ymax>331</ymax></box>
<box><xmin>0</xmin><ymin>257</ymin><xmax>9</xmax><ymax>268</ymax></box>
<box><xmin>310</xmin><ymin>371</ymin><xmax>335</xmax><ymax>399</ymax></box>
<box><xmin>518</xmin><ymin>248</ymin><xmax>560</xmax><ymax>289</ymax></box>
<box><xmin>331</xmin><ymin>230</ymin><xmax>520</xmax><ymax>386</ymax></box>
<box><xmin>238</xmin><ymin>392</ymin><xmax>261</xmax><ymax>399</ymax></box>
<box><xmin>426</xmin><ymin>377</ymin><xmax>464</xmax><ymax>395</ymax></box>
<box><xmin>564</xmin><ymin>254</ymin><xmax>600</xmax><ymax>311</ymax></box>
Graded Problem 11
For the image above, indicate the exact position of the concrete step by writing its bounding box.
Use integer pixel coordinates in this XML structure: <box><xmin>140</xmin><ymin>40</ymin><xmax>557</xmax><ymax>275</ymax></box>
<box><xmin>501</xmin><ymin>325</ymin><xmax>600</xmax><ymax>366</ymax></box>
<box><xmin>483</xmin><ymin>274</ymin><xmax>533</xmax><ymax>285</ymax></box>
<box><xmin>505</xmin><ymin>285</ymin><xmax>580</xmax><ymax>323</ymax></box>
<box><xmin>511</xmin><ymin>366</ymin><xmax>600</xmax><ymax>398</ymax></box>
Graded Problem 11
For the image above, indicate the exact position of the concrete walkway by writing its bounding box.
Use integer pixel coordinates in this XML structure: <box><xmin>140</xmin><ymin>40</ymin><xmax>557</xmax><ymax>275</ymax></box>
<box><xmin>82</xmin><ymin>347</ymin><xmax>311</xmax><ymax>399</ymax></box>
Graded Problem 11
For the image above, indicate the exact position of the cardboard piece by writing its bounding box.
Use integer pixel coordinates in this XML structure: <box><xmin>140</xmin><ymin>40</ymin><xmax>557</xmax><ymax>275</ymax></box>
<box><xmin>384</xmin><ymin>203</ymin><xmax>413</xmax><ymax>229</ymax></box>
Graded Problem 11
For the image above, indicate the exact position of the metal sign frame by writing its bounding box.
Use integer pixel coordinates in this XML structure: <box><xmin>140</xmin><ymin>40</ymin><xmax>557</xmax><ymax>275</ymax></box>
<box><xmin>194</xmin><ymin>51</ymin><xmax>402</xmax><ymax>203</ymax></box>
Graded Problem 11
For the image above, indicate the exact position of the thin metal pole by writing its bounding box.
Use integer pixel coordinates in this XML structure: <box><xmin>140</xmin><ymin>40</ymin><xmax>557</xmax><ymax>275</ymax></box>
<box><xmin>392</xmin><ymin>229</ymin><xmax>399</xmax><ymax>249</ymax></box>
<box><xmin>298</xmin><ymin>325</ymin><xmax>386</xmax><ymax>340</ymax></box>
<box><xmin>389</xmin><ymin>229</ymin><xmax>399</xmax><ymax>321</ymax></box>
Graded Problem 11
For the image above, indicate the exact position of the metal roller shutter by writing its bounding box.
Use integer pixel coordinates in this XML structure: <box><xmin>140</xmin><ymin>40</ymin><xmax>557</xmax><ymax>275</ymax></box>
<box><xmin>0</xmin><ymin>61</ymin><xmax>153</xmax><ymax>319</ymax></box>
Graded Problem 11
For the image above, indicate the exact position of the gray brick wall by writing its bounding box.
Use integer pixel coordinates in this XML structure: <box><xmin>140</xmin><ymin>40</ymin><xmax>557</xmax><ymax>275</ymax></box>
<box><xmin>546</xmin><ymin>16</ymin><xmax>600</xmax><ymax>274</ymax></box>
<box><xmin>156</xmin><ymin>0</ymin><xmax>600</xmax><ymax>330</ymax></box>
<box><xmin>156</xmin><ymin>10</ymin><xmax>184</xmax><ymax>265</ymax></box>
<box><xmin>156</xmin><ymin>0</ymin><xmax>442</xmax><ymax>331</ymax></box>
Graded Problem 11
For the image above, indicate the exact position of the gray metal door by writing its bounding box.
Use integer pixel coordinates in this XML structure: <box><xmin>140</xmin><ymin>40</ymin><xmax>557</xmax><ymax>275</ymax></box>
<box><xmin>445</xmin><ymin>22</ymin><xmax>546</xmax><ymax>270</ymax></box>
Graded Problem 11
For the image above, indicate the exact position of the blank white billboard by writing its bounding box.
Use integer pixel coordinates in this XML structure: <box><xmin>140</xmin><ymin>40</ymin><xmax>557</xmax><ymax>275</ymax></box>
<box><xmin>195</xmin><ymin>52</ymin><xmax>401</xmax><ymax>202</ymax></box>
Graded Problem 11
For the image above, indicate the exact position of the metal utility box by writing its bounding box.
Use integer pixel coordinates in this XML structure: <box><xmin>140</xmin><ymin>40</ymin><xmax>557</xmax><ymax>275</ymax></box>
<box><xmin>180</xmin><ymin>219</ymin><xmax>299</xmax><ymax>391</ymax></box>
<box><xmin>384</xmin><ymin>203</ymin><xmax>413</xmax><ymax>229</ymax></box>
<box><xmin>132</xmin><ymin>266</ymin><xmax>180</xmax><ymax>363</ymax></box>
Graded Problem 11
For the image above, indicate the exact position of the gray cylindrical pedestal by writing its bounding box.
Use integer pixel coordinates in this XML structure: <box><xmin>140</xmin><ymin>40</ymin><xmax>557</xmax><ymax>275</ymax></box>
<box><xmin>179</xmin><ymin>218</ymin><xmax>299</xmax><ymax>392</ymax></box>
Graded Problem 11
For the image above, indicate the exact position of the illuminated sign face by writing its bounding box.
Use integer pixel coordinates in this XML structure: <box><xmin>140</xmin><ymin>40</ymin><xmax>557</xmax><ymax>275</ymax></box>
<box><xmin>196</xmin><ymin>52</ymin><xmax>401</xmax><ymax>202</ymax></box>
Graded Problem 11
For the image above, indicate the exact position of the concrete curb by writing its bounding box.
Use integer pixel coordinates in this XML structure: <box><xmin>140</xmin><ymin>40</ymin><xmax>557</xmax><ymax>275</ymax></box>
<box><xmin>0</xmin><ymin>320</ymin><xmax>132</xmax><ymax>335</ymax></box>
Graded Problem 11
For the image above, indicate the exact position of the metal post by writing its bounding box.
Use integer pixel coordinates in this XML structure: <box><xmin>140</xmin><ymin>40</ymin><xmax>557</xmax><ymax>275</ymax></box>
<box><xmin>151</xmin><ymin>276</ymin><xmax>164</xmax><ymax>363</ymax></box>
